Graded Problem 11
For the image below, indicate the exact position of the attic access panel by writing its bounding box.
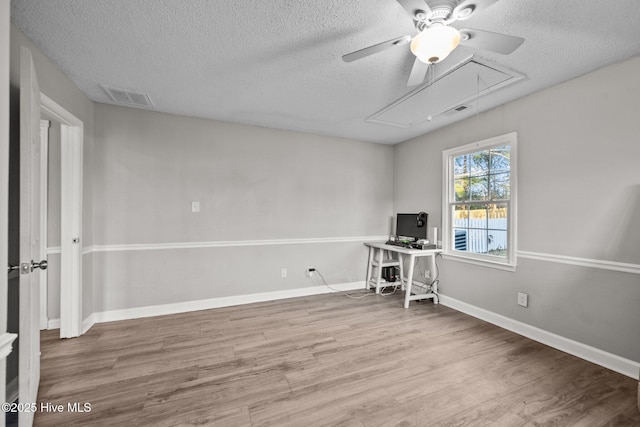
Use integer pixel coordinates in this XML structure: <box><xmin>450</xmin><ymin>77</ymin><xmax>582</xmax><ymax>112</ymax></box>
<box><xmin>367</xmin><ymin>57</ymin><xmax>524</xmax><ymax>128</ymax></box>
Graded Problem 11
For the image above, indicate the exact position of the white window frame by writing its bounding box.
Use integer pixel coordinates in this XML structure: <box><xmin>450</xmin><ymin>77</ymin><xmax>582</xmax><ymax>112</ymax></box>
<box><xmin>442</xmin><ymin>132</ymin><xmax>518</xmax><ymax>271</ymax></box>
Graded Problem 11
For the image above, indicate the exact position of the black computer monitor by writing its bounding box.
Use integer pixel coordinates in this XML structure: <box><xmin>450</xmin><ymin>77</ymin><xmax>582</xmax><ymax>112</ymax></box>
<box><xmin>396</xmin><ymin>213</ymin><xmax>428</xmax><ymax>242</ymax></box>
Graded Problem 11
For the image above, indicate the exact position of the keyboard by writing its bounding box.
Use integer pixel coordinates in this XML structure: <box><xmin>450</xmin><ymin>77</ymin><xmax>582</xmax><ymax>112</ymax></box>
<box><xmin>385</xmin><ymin>240</ymin><xmax>413</xmax><ymax>248</ymax></box>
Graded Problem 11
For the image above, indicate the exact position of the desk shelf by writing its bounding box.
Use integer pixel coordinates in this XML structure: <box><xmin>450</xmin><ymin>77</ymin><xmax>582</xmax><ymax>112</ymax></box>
<box><xmin>367</xmin><ymin>279</ymin><xmax>403</xmax><ymax>289</ymax></box>
<box><xmin>370</xmin><ymin>258</ymin><xmax>400</xmax><ymax>268</ymax></box>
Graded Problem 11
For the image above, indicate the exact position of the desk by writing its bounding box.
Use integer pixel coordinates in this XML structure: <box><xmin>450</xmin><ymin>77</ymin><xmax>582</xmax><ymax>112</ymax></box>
<box><xmin>364</xmin><ymin>242</ymin><xmax>442</xmax><ymax>308</ymax></box>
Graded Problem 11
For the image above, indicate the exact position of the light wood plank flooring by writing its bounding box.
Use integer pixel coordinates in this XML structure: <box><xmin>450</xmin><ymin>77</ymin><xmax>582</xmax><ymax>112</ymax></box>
<box><xmin>35</xmin><ymin>291</ymin><xmax>639</xmax><ymax>426</ymax></box>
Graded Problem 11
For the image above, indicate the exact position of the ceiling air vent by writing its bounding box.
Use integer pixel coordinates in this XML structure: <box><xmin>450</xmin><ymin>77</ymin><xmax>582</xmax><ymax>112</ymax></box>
<box><xmin>367</xmin><ymin>56</ymin><xmax>525</xmax><ymax>127</ymax></box>
<box><xmin>100</xmin><ymin>85</ymin><xmax>154</xmax><ymax>108</ymax></box>
<box><xmin>443</xmin><ymin>104</ymin><xmax>471</xmax><ymax>117</ymax></box>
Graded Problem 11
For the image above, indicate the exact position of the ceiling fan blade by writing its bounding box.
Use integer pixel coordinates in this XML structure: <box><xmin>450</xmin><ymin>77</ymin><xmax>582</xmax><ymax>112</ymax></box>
<box><xmin>452</xmin><ymin>0</ymin><xmax>499</xmax><ymax>21</ymax></box>
<box><xmin>396</xmin><ymin>0</ymin><xmax>432</xmax><ymax>19</ymax></box>
<box><xmin>342</xmin><ymin>35</ymin><xmax>411</xmax><ymax>63</ymax></box>
<box><xmin>458</xmin><ymin>28</ymin><xmax>524</xmax><ymax>55</ymax></box>
<box><xmin>407</xmin><ymin>58</ymin><xmax>429</xmax><ymax>86</ymax></box>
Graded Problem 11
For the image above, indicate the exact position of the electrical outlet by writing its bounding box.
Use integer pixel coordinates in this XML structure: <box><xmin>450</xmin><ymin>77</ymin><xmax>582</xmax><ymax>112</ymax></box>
<box><xmin>517</xmin><ymin>292</ymin><xmax>528</xmax><ymax>307</ymax></box>
<box><xmin>306</xmin><ymin>267</ymin><xmax>315</xmax><ymax>278</ymax></box>
<box><xmin>425</xmin><ymin>270</ymin><xmax>431</xmax><ymax>280</ymax></box>
<box><xmin>191</xmin><ymin>201</ymin><xmax>200</xmax><ymax>212</ymax></box>
<box><xmin>281</xmin><ymin>268</ymin><xmax>287</xmax><ymax>278</ymax></box>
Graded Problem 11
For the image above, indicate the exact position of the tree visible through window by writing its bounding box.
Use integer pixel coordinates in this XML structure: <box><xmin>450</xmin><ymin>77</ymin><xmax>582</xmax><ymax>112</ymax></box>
<box><xmin>443</xmin><ymin>133</ymin><xmax>517</xmax><ymax>269</ymax></box>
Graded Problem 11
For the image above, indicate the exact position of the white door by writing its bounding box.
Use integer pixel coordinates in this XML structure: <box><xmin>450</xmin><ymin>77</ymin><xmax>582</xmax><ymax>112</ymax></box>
<box><xmin>18</xmin><ymin>46</ymin><xmax>44</xmax><ymax>427</ymax></box>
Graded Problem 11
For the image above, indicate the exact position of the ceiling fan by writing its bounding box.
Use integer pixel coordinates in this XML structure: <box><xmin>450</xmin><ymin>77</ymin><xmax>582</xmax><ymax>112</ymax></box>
<box><xmin>342</xmin><ymin>0</ymin><xmax>524</xmax><ymax>86</ymax></box>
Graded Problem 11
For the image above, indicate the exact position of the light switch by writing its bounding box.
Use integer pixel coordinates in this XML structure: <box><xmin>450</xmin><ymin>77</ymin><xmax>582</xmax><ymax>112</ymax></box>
<box><xmin>191</xmin><ymin>201</ymin><xmax>200</xmax><ymax>213</ymax></box>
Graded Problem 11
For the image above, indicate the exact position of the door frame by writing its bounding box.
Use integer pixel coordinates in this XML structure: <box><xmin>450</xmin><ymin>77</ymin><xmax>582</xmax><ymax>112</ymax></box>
<box><xmin>40</xmin><ymin>93</ymin><xmax>84</xmax><ymax>338</ymax></box>
<box><xmin>39</xmin><ymin>119</ymin><xmax>49</xmax><ymax>330</ymax></box>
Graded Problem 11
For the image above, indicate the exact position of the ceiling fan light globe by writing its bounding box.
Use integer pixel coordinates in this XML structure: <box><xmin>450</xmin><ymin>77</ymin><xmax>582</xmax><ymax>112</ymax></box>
<box><xmin>410</xmin><ymin>24</ymin><xmax>461</xmax><ymax>64</ymax></box>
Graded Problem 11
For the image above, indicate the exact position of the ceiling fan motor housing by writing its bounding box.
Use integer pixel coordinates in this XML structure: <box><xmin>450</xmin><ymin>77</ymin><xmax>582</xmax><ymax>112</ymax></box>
<box><xmin>413</xmin><ymin>0</ymin><xmax>477</xmax><ymax>29</ymax></box>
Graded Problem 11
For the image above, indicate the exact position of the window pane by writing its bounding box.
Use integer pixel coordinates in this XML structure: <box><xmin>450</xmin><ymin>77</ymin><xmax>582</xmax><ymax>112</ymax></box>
<box><xmin>454</xmin><ymin>178</ymin><xmax>469</xmax><ymax>201</ymax></box>
<box><xmin>490</xmin><ymin>145</ymin><xmax>510</xmax><ymax>173</ymax></box>
<box><xmin>467</xmin><ymin>229</ymin><xmax>488</xmax><ymax>254</ymax></box>
<box><xmin>469</xmin><ymin>176</ymin><xmax>488</xmax><ymax>200</ymax></box>
<box><xmin>488</xmin><ymin>204</ymin><xmax>508</xmax><ymax>230</ymax></box>
<box><xmin>469</xmin><ymin>205</ymin><xmax>487</xmax><ymax>229</ymax></box>
<box><xmin>451</xmin><ymin>204</ymin><xmax>509</xmax><ymax>258</ymax></box>
<box><xmin>469</xmin><ymin>150</ymin><xmax>490</xmax><ymax>176</ymax></box>
<box><xmin>488</xmin><ymin>230</ymin><xmax>508</xmax><ymax>256</ymax></box>
<box><xmin>490</xmin><ymin>172</ymin><xmax>510</xmax><ymax>200</ymax></box>
<box><xmin>453</xmin><ymin>205</ymin><xmax>468</xmax><ymax>228</ymax></box>
<box><xmin>454</xmin><ymin>154</ymin><xmax>469</xmax><ymax>177</ymax></box>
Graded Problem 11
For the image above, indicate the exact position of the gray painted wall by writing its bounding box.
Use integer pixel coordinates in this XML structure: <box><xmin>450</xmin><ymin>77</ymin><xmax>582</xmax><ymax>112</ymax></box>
<box><xmin>394</xmin><ymin>55</ymin><xmax>640</xmax><ymax>362</ymax></box>
<box><xmin>92</xmin><ymin>104</ymin><xmax>394</xmax><ymax>312</ymax></box>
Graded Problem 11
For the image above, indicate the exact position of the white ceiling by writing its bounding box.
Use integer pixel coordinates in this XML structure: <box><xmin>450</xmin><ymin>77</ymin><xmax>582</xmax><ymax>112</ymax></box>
<box><xmin>10</xmin><ymin>0</ymin><xmax>640</xmax><ymax>144</ymax></box>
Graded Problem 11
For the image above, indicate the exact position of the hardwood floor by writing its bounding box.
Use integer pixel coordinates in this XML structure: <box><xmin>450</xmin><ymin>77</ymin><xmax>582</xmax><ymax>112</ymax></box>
<box><xmin>35</xmin><ymin>291</ymin><xmax>639</xmax><ymax>426</ymax></box>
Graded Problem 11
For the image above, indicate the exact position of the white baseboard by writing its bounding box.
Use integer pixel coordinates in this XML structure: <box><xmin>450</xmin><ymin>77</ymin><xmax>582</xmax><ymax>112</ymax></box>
<box><xmin>50</xmin><ymin>281</ymin><xmax>365</xmax><ymax>333</ymax></box>
<box><xmin>439</xmin><ymin>294</ymin><xmax>640</xmax><ymax>380</ymax></box>
<box><xmin>46</xmin><ymin>316</ymin><xmax>96</xmax><ymax>336</ymax></box>
<box><xmin>82</xmin><ymin>313</ymin><xmax>96</xmax><ymax>335</ymax></box>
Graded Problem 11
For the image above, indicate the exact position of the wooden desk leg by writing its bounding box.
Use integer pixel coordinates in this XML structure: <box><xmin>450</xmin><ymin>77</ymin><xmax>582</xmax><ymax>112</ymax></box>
<box><xmin>365</xmin><ymin>247</ymin><xmax>374</xmax><ymax>291</ymax></box>
<box><xmin>404</xmin><ymin>254</ymin><xmax>416</xmax><ymax>308</ymax></box>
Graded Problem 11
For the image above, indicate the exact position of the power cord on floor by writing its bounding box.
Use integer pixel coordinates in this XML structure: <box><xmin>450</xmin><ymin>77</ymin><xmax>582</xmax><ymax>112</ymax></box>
<box><xmin>312</xmin><ymin>269</ymin><xmax>398</xmax><ymax>299</ymax></box>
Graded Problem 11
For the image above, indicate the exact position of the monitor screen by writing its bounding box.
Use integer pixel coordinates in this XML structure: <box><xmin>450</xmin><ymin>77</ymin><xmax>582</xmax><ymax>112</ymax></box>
<box><xmin>396</xmin><ymin>213</ymin><xmax>428</xmax><ymax>241</ymax></box>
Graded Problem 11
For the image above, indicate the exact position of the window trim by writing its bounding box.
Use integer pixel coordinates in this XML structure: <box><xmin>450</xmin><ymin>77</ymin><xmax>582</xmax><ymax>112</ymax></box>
<box><xmin>442</xmin><ymin>132</ymin><xmax>518</xmax><ymax>270</ymax></box>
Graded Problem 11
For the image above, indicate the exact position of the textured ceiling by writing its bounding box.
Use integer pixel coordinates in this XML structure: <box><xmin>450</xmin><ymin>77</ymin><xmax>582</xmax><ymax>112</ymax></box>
<box><xmin>10</xmin><ymin>0</ymin><xmax>640</xmax><ymax>144</ymax></box>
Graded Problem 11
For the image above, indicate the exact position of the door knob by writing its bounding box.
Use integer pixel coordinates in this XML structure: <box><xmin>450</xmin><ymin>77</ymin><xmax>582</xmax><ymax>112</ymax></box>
<box><xmin>30</xmin><ymin>259</ymin><xmax>48</xmax><ymax>272</ymax></box>
<box><xmin>7</xmin><ymin>260</ymin><xmax>47</xmax><ymax>274</ymax></box>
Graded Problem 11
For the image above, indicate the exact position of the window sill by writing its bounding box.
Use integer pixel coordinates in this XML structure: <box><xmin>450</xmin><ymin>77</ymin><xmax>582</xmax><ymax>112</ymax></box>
<box><xmin>442</xmin><ymin>253</ymin><xmax>517</xmax><ymax>272</ymax></box>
